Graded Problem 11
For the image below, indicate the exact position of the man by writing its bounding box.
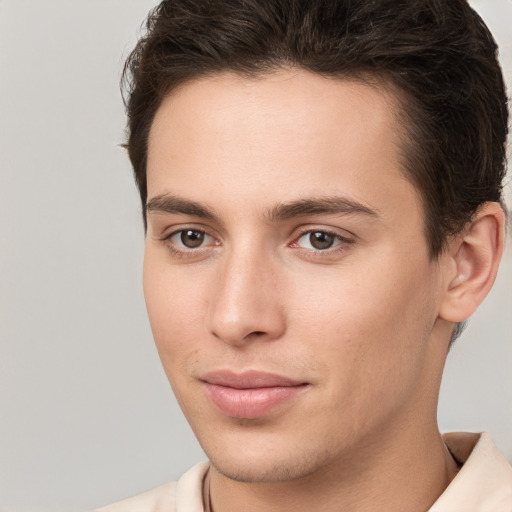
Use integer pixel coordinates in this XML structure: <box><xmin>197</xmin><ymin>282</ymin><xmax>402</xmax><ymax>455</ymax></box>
<box><xmin>97</xmin><ymin>0</ymin><xmax>511</xmax><ymax>510</ymax></box>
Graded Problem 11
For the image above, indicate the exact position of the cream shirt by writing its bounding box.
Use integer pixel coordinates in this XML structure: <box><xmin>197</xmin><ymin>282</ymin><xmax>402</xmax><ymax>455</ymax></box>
<box><xmin>95</xmin><ymin>432</ymin><xmax>512</xmax><ymax>511</ymax></box>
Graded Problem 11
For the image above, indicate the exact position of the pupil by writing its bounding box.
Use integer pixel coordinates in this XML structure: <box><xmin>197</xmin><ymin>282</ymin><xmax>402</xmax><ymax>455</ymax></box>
<box><xmin>181</xmin><ymin>230</ymin><xmax>204</xmax><ymax>248</ymax></box>
<box><xmin>310</xmin><ymin>232</ymin><xmax>334</xmax><ymax>250</ymax></box>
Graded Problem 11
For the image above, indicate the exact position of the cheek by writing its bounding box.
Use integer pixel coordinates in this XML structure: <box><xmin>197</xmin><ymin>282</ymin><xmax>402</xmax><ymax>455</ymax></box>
<box><xmin>143</xmin><ymin>252</ymin><xmax>208</xmax><ymax>374</ymax></box>
<box><xmin>289</xmin><ymin>266</ymin><xmax>438</xmax><ymax>439</ymax></box>
<box><xmin>288</xmin><ymin>255</ymin><xmax>438</xmax><ymax>382</ymax></box>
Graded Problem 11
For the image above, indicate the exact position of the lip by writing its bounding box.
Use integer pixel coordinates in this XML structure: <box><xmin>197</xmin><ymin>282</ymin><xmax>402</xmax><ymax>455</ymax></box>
<box><xmin>201</xmin><ymin>370</ymin><xmax>308</xmax><ymax>419</ymax></box>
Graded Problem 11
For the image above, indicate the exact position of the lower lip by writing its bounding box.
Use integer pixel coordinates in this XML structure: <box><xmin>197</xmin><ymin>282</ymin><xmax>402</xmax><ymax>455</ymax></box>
<box><xmin>203</xmin><ymin>383</ymin><xmax>307</xmax><ymax>419</ymax></box>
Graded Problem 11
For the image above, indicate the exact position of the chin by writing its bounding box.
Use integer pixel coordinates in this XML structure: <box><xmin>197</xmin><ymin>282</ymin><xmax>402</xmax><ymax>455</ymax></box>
<box><xmin>204</xmin><ymin>440</ymin><xmax>334</xmax><ymax>483</ymax></box>
<box><xmin>210</xmin><ymin>457</ymin><xmax>317</xmax><ymax>484</ymax></box>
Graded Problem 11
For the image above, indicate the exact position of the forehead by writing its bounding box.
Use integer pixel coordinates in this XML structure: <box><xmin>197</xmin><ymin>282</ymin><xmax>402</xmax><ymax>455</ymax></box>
<box><xmin>147</xmin><ymin>69</ymin><xmax>420</xmax><ymax>228</ymax></box>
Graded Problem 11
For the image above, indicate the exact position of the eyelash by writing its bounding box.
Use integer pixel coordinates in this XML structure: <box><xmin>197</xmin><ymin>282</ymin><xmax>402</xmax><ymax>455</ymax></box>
<box><xmin>161</xmin><ymin>228</ymin><xmax>218</xmax><ymax>258</ymax></box>
<box><xmin>160</xmin><ymin>227</ymin><xmax>354</xmax><ymax>259</ymax></box>
<box><xmin>291</xmin><ymin>229</ymin><xmax>354</xmax><ymax>254</ymax></box>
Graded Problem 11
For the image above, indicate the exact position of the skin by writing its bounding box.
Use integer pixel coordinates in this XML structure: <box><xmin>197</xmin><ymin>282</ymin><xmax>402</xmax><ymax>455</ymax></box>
<box><xmin>143</xmin><ymin>69</ymin><xmax>504</xmax><ymax>511</ymax></box>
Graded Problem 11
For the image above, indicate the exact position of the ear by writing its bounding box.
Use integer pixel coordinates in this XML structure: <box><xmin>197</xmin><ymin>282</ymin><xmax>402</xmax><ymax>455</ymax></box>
<box><xmin>439</xmin><ymin>202</ymin><xmax>506</xmax><ymax>323</ymax></box>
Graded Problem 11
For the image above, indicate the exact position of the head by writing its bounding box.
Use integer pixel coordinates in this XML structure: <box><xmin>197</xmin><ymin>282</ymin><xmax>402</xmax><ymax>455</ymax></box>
<box><xmin>123</xmin><ymin>0</ymin><xmax>508</xmax><ymax>257</ymax></box>
<box><xmin>122</xmin><ymin>0</ymin><xmax>508</xmax><ymax>486</ymax></box>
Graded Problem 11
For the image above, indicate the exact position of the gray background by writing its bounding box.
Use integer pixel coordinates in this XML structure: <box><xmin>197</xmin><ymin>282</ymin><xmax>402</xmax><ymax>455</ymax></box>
<box><xmin>0</xmin><ymin>1</ymin><xmax>510</xmax><ymax>511</ymax></box>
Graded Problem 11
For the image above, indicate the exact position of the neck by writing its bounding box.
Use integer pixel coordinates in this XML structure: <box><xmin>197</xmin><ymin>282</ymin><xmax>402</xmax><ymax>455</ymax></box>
<box><xmin>208</xmin><ymin>424</ymin><xmax>459</xmax><ymax>512</ymax></box>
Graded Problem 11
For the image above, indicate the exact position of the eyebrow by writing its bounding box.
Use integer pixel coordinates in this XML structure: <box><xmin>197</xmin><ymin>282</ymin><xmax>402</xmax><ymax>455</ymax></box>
<box><xmin>146</xmin><ymin>194</ymin><xmax>216</xmax><ymax>220</ymax></box>
<box><xmin>146</xmin><ymin>193</ymin><xmax>379</xmax><ymax>223</ymax></box>
<box><xmin>267</xmin><ymin>197</ymin><xmax>380</xmax><ymax>221</ymax></box>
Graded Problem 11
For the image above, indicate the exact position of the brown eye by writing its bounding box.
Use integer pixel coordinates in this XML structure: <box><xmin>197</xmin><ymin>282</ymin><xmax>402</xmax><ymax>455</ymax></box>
<box><xmin>165</xmin><ymin>228</ymin><xmax>218</xmax><ymax>257</ymax></box>
<box><xmin>295</xmin><ymin>230</ymin><xmax>348</xmax><ymax>251</ymax></box>
<box><xmin>309</xmin><ymin>231</ymin><xmax>335</xmax><ymax>250</ymax></box>
<box><xmin>179</xmin><ymin>230</ymin><xmax>205</xmax><ymax>248</ymax></box>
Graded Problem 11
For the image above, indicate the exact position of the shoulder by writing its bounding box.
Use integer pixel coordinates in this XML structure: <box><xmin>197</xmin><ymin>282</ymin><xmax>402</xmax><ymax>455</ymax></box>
<box><xmin>92</xmin><ymin>462</ymin><xmax>210</xmax><ymax>512</ymax></box>
<box><xmin>93</xmin><ymin>481</ymin><xmax>177</xmax><ymax>512</ymax></box>
<box><xmin>432</xmin><ymin>432</ymin><xmax>512</xmax><ymax>511</ymax></box>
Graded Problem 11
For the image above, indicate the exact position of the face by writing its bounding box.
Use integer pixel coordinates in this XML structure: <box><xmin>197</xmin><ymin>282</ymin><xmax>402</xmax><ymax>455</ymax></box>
<box><xmin>144</xmin><ymin>69</ymin><xmax>449</xmax><ymax>483</ymax></box>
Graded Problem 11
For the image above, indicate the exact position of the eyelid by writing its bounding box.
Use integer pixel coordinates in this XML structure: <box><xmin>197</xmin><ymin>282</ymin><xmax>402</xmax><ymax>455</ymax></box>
<box><xmin>288</xmin><ymin>227</ymin><xmax>356</xmax><ymax>257</ymax></box>
<box><xmin>169</xmin><ymin>229</ymin><xmax>214</xmax><ymax>248</ymax></box>
<box><xmin>160</xmin><ymin>224</ymin><xmax>218</xmax><ymax>242</ymax></box>
<box><xmin>159</xmin><ymin>225</ymin><xmax>221</xmax><ymax>260</ymax></box>
<box><xmin>290</xmin><ymin>226</ymin><xmax>355</xmax><ymax>244</ymax></box>
<box><xmin>157</xmin><ymin>223</ymin><xmax>354</xmax><ymax>260</ymax></box>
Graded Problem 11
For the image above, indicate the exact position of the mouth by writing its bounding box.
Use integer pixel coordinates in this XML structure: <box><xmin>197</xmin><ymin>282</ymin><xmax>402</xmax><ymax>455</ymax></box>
<box><xmin>200</xmin><ymin>370</ymin><xmax>309</xmax><ymax>419</ymax></box>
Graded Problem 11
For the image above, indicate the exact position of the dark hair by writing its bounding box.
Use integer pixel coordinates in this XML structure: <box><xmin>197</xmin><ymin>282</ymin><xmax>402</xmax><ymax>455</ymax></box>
<box><xmin>122</xmin><ymin>0</ymin><xmax>508</xmax><ymax>258</ymax></box>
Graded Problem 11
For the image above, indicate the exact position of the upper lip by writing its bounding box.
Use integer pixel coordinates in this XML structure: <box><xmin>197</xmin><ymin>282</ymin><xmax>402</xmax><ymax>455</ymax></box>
<box><xmin>201</xmin><ymin>370</ymin><xmax>306</xmax><ymax>389</ymax></box>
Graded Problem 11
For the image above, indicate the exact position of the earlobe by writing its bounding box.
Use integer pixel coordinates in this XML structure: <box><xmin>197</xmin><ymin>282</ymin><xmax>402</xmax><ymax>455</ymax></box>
<box><xmin>439</xmin><ymin>202</ymin><xmax>505</xmax><ymax>323</ymax></box>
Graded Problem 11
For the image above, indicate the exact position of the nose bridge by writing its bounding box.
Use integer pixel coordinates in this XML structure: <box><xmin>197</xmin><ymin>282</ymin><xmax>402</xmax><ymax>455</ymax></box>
<box><xmin>207</xmin><ymin>240</ymin><xmax>284</xmax><ymax>345</ymax></box>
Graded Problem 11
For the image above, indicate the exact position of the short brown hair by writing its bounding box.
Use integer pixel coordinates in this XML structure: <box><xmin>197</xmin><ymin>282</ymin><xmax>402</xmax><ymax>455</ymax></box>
<box><xmin>122</xmin><ymin>0</ymin><xmax>508</xmax><ymax>257</ymax></box>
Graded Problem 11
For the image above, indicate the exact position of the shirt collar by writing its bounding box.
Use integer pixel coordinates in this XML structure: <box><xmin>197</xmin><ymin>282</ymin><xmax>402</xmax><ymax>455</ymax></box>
<box><xmin>429</xmin><ymin>432</ymin><xmax>512</xmax><ymax>511</ymax></box>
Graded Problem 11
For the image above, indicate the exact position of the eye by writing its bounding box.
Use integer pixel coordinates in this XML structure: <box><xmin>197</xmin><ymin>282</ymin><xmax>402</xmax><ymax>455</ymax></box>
<box><xmin>295</xmin><ymin>230</ymin><xmax>345</xmax><ymax>250</ymax></box>
<box><xmin>169</xmin><ymin>229</ymin><xmax>212</xmax><ymax>249</ymax></box>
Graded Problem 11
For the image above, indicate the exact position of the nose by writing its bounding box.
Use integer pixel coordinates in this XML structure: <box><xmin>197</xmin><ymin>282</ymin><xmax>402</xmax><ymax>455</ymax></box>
<box><xmin>206</xmin><ymin>248</ymin><xmax>286</xmax><ymax>346</ymax></box>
